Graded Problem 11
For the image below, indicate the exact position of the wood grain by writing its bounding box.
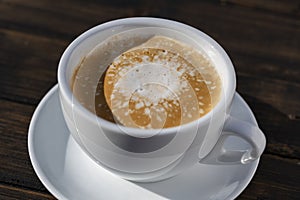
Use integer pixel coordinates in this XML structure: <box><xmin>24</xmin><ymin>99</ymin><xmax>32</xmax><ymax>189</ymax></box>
<box><xmin>0</xmin><ymin>100</ymin><xmax>48</xmax><ymax>192</ymax></box>
<box><xmin>240</xmin><ymin>154</ymin><xmax>300</xmax><ymax>200</ymax></box>
<box><xmin>238</xmin><ymin>77</ymin><xmax>300</xmax><ymax>158</ymax></box>
<box><xmin>0</xmin><ymin>183</ymin><xmax>54</xmax><ymax>200</ymax></box>
<box><xmin>0</xmin><ymin>28</ymin><xmax>65</xmax><ymax>104</ymax></box>
<box><xmin>0</xmin><ymin>0</ymin><xmax>299</xmax><ymax>199</ymax></box>
<box><xmin>222</xmin><ymin>0</ymin><xmax>300</xmax><ymax>16</ymax></box>
<box><xmin>1</xmin><ymin>0</ymin><xmax>299</xmax><ymax>104</ymax></box>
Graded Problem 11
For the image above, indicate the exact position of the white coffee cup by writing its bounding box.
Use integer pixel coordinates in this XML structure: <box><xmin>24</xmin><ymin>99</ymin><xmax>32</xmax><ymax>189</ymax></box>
<box><xmin>58</xmin><ymin>17</ymin><xmax>266</xmax><ymax>182</ymax></box>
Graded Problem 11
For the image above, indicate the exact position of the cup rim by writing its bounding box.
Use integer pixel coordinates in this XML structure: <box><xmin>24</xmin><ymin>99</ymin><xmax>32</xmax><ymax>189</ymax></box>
<box><xmin>58</xmin><ymin>17</ymin><xmax>236</xmax><ymax>137</ymax></box>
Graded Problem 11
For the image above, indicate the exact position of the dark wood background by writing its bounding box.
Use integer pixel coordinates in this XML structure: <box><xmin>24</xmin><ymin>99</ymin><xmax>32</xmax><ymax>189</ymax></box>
<box><xmin>0</xmin><ymin>0</ymin><xmax>299</xmax><ymax>199</ymax></box>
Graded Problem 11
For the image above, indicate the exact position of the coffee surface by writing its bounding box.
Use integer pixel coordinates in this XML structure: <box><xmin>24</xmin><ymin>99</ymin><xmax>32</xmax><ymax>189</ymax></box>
<box><xmin>72</xmin><ymin>35</ymin><xmax>221</xmax><ymax>129</ymax></box>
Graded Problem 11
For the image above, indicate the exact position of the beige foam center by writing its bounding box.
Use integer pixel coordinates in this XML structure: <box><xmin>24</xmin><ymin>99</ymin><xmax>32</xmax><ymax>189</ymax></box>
<box><xmin>104</xmin><ymin>36</ymin><xmax>221</xmax><ymax>129</ymax></box>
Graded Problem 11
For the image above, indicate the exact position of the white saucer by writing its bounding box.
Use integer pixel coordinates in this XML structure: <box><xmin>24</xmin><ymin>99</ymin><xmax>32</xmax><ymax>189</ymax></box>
<box><xmin>28</xmin><ymin>85</ymin><xmax>259</xmax><ymax>200</ymax></box>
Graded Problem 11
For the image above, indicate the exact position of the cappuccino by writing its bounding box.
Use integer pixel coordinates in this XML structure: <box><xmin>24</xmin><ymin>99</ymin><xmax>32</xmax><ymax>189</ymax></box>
<box><xmin>72</xmin><ymin>32</ymin><xmax>221</xmax><ymax>129</ymax></box>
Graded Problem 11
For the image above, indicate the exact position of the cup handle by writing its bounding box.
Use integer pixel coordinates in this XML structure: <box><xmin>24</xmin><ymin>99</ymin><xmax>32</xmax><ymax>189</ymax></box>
<box><xmin>200</xmin><ymin>115</ymin><xmax>266</xmax><ymax>164</ymax></box>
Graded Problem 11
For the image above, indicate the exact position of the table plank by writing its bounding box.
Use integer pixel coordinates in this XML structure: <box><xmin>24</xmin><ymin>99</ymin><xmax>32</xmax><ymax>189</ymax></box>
<box><xmin>0</xmin><ymin>0</ymin><xmax>135</xmax><ymax>40</ymax></box>
<box><xmin>174</xmin><ymin>2</ymin><xmax>300</xmax><ymax>84</ymax></box>
<box><xmin>238</xmin><ymin>75</ymin><xmax>300</xmax><ymax>158</ymax></box>
<box><xmin>0</xmin><ymin>100</ymin><xmax>50</xmax><ymax>192</ymax></box>
<box><xmin>223</xmin><ymin>0</ymin><xmax>300</xmax><ymax>16</ymax></box>
<box><xmin>0</xmin><ymin>183</ymin><xmax>54</xmax><ymax>200</ymax></box>
<box><xmin>1</xmin><ymin>1</ymin><xmax>299</xmax><ymax>103</ymax></box>
<box><xmin>0</xmin><ymin>28</ymin><xmax>65</xmax><ymax>104</ymax></box>
<box><xmin>239</xmin><ymin>154</ymin><xmax>300</xmax><ymax>200</ymax></box>
<box><xmin>0</xmin><ymin>0</ymin><xmax>299</xmax><ymax>199</ymax></box>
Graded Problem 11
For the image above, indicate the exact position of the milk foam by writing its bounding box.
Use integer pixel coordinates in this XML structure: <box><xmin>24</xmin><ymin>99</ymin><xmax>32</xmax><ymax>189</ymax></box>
<box><xmin>72</xmin><ymin>29</ymin><xmax>222</xmax><ymax>129</ymax></box>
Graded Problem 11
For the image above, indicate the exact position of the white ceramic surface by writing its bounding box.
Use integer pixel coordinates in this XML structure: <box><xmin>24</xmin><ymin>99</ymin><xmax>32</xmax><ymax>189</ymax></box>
<box><xmin>28</xmin><ymin>85</ymin><xmax>259</xmax><ymax>200</ymax></box>
<box><xmin>57</xmin><ymin>18</ymin><xmax>265</xmax><ymax>181</ymax></box>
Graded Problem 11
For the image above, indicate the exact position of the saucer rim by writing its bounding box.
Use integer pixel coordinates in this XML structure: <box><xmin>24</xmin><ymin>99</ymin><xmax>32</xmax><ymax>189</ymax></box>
<box><xmin>28</xmin><ymin>84</ymin><xmax>69</xmax><ymax>200</ymax></box>
<box><xmin>28</xmin><ymin>84</ymin><xmax>259</xmax><ymax>200</ymax></box>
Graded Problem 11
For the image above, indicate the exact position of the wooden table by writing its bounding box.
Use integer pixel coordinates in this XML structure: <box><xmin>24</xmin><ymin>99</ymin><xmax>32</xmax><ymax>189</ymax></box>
<box><xmin>0</xmin><ymin>0</ymin><xmax>299</xmax><ymax>199</ymax></box>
